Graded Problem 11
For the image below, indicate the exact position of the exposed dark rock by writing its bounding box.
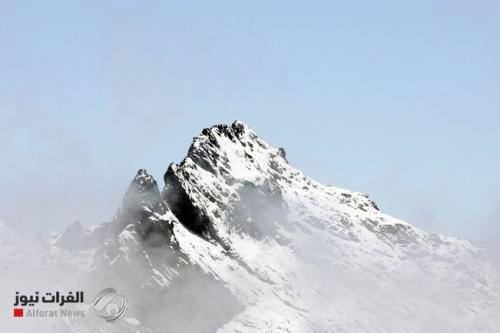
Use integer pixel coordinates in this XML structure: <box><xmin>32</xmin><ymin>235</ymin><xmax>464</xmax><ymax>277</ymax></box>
<box><xmin>278</xmin><ymin>147</ymin><xmax>288</xmax><ymax>163</ymax></box>
<box><xmin>114</xmin><ymin>169</ymin><xmax>174</xmax><ymax>247</ymax></box>
<box><xmin>163</xmin><ymin>165</ymin><xmax>212</xmax><ymax>239</ymax></box>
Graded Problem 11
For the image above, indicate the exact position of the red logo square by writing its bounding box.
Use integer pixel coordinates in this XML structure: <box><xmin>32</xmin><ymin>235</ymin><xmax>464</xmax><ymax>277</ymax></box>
<box><xmin>14</xmin><ymin>308</ymin><xmax>23</xmax><ymax>317</ymax></box>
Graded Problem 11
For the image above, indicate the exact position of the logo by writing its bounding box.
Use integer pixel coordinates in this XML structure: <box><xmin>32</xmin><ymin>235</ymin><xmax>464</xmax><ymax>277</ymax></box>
<box><xmin>92</xmin><ymin>288</ymin><xmax>127</xmax><ymax>322</ymax></box>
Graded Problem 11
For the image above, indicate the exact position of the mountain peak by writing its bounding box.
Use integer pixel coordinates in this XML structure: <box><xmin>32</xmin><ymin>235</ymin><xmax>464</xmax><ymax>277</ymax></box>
<box><xmin>133</xmin><ymin>168</ymin><xmax>158</xmax><ymax>189</ymax></box>
<box><xmin>231</xmin><ymin>119</ymin><xmax>248</xmax><ymax>135</ymax></box>
<box><xmin>196</xmin><ymin>120</ymin><xmax>251</xmax><ymax>149</ymax></box>
<box><xmin>109</xmin><ymin>169</ymin><xmax>177</xmax><ymax>247</ymax></box>
<box><xmin>114</xmin><ymin>169</ymin><xmax>165</xmax><ymax>228</ymax></box>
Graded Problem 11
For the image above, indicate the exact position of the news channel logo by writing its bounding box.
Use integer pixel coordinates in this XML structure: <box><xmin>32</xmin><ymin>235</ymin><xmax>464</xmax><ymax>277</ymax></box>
<box><xmin>92</xmin><ymin>288</ymin><xmax>127</xmax><ymax>322</ymax></box>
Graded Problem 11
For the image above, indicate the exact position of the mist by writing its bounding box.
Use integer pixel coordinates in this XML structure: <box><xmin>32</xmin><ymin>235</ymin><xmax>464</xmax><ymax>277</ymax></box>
<box><xmin>1</xmin><ymin>169</ymin><xmax>500</xmax><ymax>332</ymax></box>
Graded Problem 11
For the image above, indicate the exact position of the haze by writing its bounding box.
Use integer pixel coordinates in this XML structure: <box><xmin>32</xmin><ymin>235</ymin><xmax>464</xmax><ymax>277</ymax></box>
<box><xmin>1</xmin><ymin>0</ymin><xmax>499</xmax><ymax>242</ymax></box>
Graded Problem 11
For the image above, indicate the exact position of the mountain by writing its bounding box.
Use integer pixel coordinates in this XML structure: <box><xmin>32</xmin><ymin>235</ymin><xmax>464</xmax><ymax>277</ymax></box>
<box><xmin>4</xmin><ymin>121</ymin><xmax>500</xmax><ymax>332</ymax></box>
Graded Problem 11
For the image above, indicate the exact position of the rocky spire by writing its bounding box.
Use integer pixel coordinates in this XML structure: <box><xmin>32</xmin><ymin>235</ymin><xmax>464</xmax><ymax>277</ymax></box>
<box><xmin>114</xmin><ymin>169</ymin><xmax>174</xmax><ymax>247</ymax></box>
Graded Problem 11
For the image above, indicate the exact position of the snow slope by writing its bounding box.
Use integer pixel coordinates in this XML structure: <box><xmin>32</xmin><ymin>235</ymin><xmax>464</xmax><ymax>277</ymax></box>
<box><xmin>158</xmin><ymin>121</ymin><xmax>500</xmax><ymax>332</ymax></box>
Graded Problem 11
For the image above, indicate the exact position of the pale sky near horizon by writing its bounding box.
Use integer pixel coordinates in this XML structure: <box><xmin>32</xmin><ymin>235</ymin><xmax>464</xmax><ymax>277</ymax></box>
<box><xmin>1</xmin><ymin>0</ymin><xmax>499</xmax><ymax>242</ymax></box>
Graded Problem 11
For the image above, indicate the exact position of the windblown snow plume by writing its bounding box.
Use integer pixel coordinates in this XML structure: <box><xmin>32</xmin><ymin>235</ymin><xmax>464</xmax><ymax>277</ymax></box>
<box><xmin>1</xmin><ymin>121</ymin><xmax>499</xmax><ymax>332</ymax></box>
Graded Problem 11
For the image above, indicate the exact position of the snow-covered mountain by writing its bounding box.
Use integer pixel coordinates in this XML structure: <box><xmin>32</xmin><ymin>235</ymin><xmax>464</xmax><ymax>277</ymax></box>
<box><xmin>2</xmin><ymin>121</ymin><xmax>500</xmax><ymax>332</ymax></box>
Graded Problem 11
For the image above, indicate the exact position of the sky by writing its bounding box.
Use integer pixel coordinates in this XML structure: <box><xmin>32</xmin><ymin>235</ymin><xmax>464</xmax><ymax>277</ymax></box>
<box><xmin>1</xmin><ymin>0</ymin><xmax>499</xmax><ymax>241</ymax></box>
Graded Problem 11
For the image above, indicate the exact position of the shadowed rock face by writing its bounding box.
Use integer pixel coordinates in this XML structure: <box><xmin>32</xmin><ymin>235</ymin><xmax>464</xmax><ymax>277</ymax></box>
<box><xmin>161</xmin><ymin>122</ymin><xmax>258</xmax><ymax>246</ymax></box>
<box><xmin>157</xmin><ymin>121</ymin><xmax>299</xmax><ymax>287</ymax></box>
<box><xmin>114</xmin><ymin>169</ymin><xmax>175</xmax><ymax>247</ymax></box>
<box><xmin>163</xmin><ymin>164</ymin><xmax>212</xmax><ymax>239</ymax></box>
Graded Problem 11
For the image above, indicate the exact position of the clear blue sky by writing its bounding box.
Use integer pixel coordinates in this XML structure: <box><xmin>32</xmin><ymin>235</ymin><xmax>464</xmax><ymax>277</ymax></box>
<box><xmin>1</xmin><ymin>0</ymin><xmax>499</xmax><ymax>241</ymax></box>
